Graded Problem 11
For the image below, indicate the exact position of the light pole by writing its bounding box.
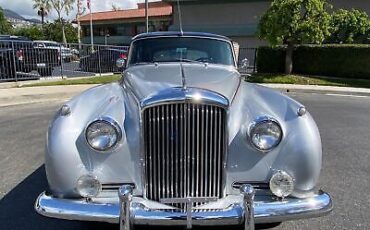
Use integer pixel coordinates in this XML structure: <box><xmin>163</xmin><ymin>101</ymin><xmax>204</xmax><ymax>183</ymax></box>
<box><xmin>88</xmin><ymin>0</ymin><xmax>94</xmax><ymax>52</ymax></box>
<box><xmin>145</xmin><ymin>0</ymin><xmax>149</xmax><ymax>33</ymax></box>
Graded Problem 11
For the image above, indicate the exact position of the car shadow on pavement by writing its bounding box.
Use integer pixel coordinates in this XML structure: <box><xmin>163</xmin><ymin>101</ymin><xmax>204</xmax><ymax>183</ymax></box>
<box><xmin>0</xmin><ymin>165</ymin><xmax>277</xmax><ymax>230</ymax></box>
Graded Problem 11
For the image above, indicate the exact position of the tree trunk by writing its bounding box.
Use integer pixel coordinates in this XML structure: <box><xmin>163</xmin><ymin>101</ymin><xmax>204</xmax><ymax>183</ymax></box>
<box><xmin>77</xmin><ymin>20</ymin><xmax>81</xmax><ymax>50</ymax></box>
<box><xmin>39</xmin><ymin>7</ymin><xmax>45</xmax><ymax>24</ymax></box>
<box><xmin>62</xmin><ymin>24</ymin><xmax>67</xmax><ymax>45</ymax></box>
<box><xmin>285</xmin><ymin>42</ymin><xmax>294</xmax><ymax>74</ymax></box>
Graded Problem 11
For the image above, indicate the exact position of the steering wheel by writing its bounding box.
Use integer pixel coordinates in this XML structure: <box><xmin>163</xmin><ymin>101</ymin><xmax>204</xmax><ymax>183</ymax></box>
<box><xmin>195</xmin><ymin>57</ymin><xmax>213</xmax><ymax>63</ymax></box>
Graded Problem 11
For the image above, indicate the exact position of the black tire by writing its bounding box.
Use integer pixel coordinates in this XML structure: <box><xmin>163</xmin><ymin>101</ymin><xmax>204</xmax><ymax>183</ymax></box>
<box><xmin>38</xmin><ymin>67</ymin><xmax>53</xmax><ymax>77</ymax></box>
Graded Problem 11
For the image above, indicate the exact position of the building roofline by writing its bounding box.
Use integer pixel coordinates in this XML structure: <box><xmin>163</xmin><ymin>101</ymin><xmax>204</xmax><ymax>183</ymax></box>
<box><xmin>78</xmin><ymin>4</ymin><xmax>172</xmax><ymax>23</ymax></box>
<box><xmin>164</xmin><ymin>0</ymin><xmax>271</xmax><ymax>2</ymax></box>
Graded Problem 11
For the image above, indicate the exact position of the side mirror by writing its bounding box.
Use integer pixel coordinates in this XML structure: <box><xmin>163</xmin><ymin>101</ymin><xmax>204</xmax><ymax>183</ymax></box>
<box><xmin>116</xmin><ymin>58</ymin><xmax>126</xmax><ymax>69</ymax></box>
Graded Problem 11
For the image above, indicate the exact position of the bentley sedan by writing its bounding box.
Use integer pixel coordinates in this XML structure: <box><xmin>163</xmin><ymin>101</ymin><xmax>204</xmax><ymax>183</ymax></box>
<box><xmin>35</xmin><ymin>32</ymin><xmax>332</xmax><ymax>230</ymax></box>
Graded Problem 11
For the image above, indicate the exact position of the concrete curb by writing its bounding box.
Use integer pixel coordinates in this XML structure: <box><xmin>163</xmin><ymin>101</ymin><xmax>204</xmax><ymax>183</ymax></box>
<box><xmin>0</xmin><ymin>73</ymin><xmax>115</xmax><ymax>89</ymax></box>
<box><xmin>0</xmin><ymin>97</ymin><xmax>71</xmax><ymax>107</ymax></box>
<box><xmin>0</xmin><ymin>85</ymin><xmax>98</xmax><ymax>108</ymax></box>
<box><xmin>261</xmin><ymin>84</ymin><xmax>370</xmax><ymax>97</ymax></box>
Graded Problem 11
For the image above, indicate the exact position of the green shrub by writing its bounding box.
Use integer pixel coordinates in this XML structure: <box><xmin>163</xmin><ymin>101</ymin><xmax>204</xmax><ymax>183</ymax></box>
<box><xmin>256</xmin><ymin>46</ymin><xmax>285</xmax><ymax>73</ymax></box>
<box><xmin>257</xmin><ymin>45</ymin><xmax>370</xmax><ymax>79</ymax></box>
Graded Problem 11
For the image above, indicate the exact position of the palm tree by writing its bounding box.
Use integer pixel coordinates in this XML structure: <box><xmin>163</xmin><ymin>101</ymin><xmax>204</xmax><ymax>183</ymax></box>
<box><xmin>49</xmin><ymin>0</ymin><xmax>76</xmax><ymax>45</ymax></box>
<box><xmin>33</xmin><ymin>0</ymin><xmax>51</xmax><ymax>24</ymax></box>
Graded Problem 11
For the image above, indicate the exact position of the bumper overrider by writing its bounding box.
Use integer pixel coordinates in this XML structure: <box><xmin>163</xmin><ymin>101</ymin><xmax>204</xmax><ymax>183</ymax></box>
<box><xmin>35</xmin><ymin>185</ymin><xmax>332</xmax><ymax>230</ymax></box>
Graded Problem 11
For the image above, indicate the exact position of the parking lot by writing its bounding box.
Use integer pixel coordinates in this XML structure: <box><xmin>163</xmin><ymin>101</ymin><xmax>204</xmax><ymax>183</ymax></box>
<box><xmin>0</xmin><ymin>92</ymin><xmax>369</xmax><ymax>230</ymax></box>
<box><xmin>0</xmin><ymin>38</ymin><xmax>256</xmax><ymax>82</ymax></box>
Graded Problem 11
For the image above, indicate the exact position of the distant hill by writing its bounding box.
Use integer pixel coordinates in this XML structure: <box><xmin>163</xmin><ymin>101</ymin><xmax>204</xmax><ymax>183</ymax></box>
<box><xmin>3</xmin><ymin>9</ymin><xmax>25</xmax><ymax>20</ymax></box>
<box><xmin>3</xmin><ymin>9</ymin><xmax>41</xmax><ymax>24</ymax></box>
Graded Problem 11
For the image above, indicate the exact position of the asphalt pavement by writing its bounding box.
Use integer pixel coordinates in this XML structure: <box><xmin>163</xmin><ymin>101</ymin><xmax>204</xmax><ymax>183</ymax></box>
<box><xmin>0</xmin><ymin>92</ymin><xmax>369</xmax><ymax>230</ymax></box>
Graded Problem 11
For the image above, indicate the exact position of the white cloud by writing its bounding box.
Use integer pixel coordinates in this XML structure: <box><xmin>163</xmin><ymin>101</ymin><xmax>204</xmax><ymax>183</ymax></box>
<box><xmin>0</xmin><ymin>0</ymin><xmax>154</xmax><ymax>21</ymax></box>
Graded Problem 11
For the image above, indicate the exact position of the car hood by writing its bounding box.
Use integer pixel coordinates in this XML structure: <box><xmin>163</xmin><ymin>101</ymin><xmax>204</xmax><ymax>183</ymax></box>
<box><xmin>124</xmin><ymin>63</ymin><xmax>241</xmax><ymax>104</ymax></box>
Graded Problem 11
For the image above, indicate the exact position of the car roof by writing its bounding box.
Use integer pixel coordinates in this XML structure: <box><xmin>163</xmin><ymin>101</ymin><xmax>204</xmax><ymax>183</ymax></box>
<box><xmin>103</xmin><ymin>48</ymin><xmax>127</xmax><ymax>52</ymax></box>
<box><xmin>34</xmin><ymin>40</ymin><xmax>58</xmax><ymax>44</ymax></box>
<box><xmin>0</xmin><ymin>35</ymin><xmax>32</xmax><ymax>41</ymax></box>
<box><xmin>132</xmin><ymin>31</ymin><xmax>231</xmax><ymax>41</ymax></box>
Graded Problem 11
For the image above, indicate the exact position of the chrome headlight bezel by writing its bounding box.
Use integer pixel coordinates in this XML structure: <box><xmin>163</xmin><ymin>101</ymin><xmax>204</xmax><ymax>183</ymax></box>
<box><xmin>248</xmin><ymin>116</ymin><xmax>283</xmax><ymax>152</ymax></box>
<box><xmin>85</xmin><ymin>117</ymin><xmax>122</xmax><ymax>152</ymax></box>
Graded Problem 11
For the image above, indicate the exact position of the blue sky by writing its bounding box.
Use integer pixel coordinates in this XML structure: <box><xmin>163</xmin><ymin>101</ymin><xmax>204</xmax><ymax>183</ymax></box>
<box><xmin>0</xmin><ymin>0</ymin><xmax>155</xmax><ymax>21</ymax></box>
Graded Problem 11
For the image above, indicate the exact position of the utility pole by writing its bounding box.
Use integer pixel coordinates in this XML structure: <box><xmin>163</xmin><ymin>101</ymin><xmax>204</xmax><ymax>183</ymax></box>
<box><xmin>145</xmin><ymin>0</ymin><xmax>149</xmax><ymax>33</ymax></box>
<box><xmin>77</xmin><ymin>0</ymin><xmax>83</xmax><ymax>51</ymax></box>
<box><xmin>87</xmin><ymin>0</ymin><xmax>94</xmax><ymax>52</ymax></box>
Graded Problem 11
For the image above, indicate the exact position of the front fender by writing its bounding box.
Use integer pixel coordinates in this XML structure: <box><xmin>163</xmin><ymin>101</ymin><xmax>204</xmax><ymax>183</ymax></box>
<box><xmin>226</xmin><ymin>83</ymin><xmax>322</xmax><ymax>198</ymax></box>
<box><xmin>45</xmin><ymin>83</ymin><xmax>142</xmax><ymax>197</ymax></box>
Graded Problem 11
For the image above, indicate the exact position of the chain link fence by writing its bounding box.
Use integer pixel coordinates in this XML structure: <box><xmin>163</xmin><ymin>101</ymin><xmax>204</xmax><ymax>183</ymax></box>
<box><xmin>0</xmin><ymin>39</ymin><xmax>256</xmax><ymax>82</ymax></box>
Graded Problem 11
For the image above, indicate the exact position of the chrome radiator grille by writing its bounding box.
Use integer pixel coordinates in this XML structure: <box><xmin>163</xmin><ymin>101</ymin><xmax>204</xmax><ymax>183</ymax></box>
<box><xmin>143</xmin><ymin>102</ymin><xmax>226</xmax><ymax>205</ymax></box>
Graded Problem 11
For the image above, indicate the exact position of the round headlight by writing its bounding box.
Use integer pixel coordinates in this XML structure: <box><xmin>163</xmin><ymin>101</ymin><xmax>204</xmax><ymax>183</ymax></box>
<box><xmin>269</xmin><ymin>171</ymin><xmax>294</xmax><ymax>198</ymax></box>
<box><xmin>249</xmin><ymin>117</ymin><xmax>282</xmax><ymax>151</ymax></box>
<box><xmin>76</xmin><ymin>175</ymin><xmax>102</xmax><ymax>198</ymax></box>
<box><xmin>86</xmin><ymin>118</ymin><xmax>122</xmax><ymax>152</ymax></box>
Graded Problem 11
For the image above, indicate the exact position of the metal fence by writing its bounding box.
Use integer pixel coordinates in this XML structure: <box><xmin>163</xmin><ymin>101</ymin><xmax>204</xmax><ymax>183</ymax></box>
<box><xmin>0</xmin><ymin>40</ymin><xmax>129</xmax><ymax>82</ymax></box>
<box><xmin>238</xmin><ymin>47</ymin><xmax>258</xmax><ymax>74</ymax></box>
<box><xmin>0</xmin><ymin>40</ymin><xmax>256</xmax><ymax>82</ymax></box>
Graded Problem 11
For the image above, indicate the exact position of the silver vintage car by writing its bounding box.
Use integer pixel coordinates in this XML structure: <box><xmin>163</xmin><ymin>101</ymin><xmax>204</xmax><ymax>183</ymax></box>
<box><xmin>35</xmin><ymin>32</ymin><xmax>333</xmax><ymax>229</ymax></box>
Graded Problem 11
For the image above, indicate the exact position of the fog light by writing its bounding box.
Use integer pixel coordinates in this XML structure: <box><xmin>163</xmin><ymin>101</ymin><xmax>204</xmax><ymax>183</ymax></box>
<box><xmin>269</xmin><ymin>171</ymin><xmax>294</xmax><ymax>198</ymax></box>
<box><xmin>76</xmin><ymin>175</ymin><xmax>102</xmax><ymax>198</ymax></box>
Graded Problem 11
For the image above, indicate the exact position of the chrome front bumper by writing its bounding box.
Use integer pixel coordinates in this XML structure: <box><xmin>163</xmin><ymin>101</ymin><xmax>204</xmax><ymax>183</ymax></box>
<box><xmin>35</xmin><ymin>185</ymin><xmax>332</xmax><ymax>229</ymax></box>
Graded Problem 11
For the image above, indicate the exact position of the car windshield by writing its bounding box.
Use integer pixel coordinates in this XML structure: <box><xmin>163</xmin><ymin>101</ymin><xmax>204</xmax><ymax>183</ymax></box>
<box><xmin>128</xmin><ymin>37</ymin><xmax>235</xmax><ymax>66</ymax></box>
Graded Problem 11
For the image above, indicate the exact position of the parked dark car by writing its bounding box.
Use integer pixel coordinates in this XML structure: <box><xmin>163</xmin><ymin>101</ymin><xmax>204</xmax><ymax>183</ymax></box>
<box><xmin>0</xmin><ymin>35</ymin><xmax>59</xmax><ymax>81</ymax></box>
<box><xmin>34</xmin><ymin>40</ymin><xmax>73</xmax><ymax>62</ymax></box>
<box><xmin>79</xmin><ymin>48</ymin><xmax>127</xmax><ymax>73</ymax></box>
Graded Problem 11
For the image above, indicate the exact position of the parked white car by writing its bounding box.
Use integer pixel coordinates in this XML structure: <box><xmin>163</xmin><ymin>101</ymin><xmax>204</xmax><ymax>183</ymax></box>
<box><xmin>34</xmin><ymin>40</ymin><xmax>73</xmax><ymax>62</ymax></box>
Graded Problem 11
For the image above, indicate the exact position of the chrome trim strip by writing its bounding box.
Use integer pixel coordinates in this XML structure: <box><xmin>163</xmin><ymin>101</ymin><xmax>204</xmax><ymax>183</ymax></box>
<box><xmin>35</xmin><ymin>191</ymin><xmax>333</xmax><ymax>225</ymax></box>
<box><xmin>232</xmin><ymin>182</ymin><xmax>269</xmax><ymax>190</ymax></box>
<box><xmin>141</xmin><ymin>87</ymin><xmax>229</xmax><ymax>109</ymax></box>
<box><xmin>180</xmin><ymin>63</ymin><xmax>187</xmax><ymax>90</ymax></box>
<box><xmin>122</xmin><ymin>78</ymin><xmax>146</xmax><ymax>200</ymax></box>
